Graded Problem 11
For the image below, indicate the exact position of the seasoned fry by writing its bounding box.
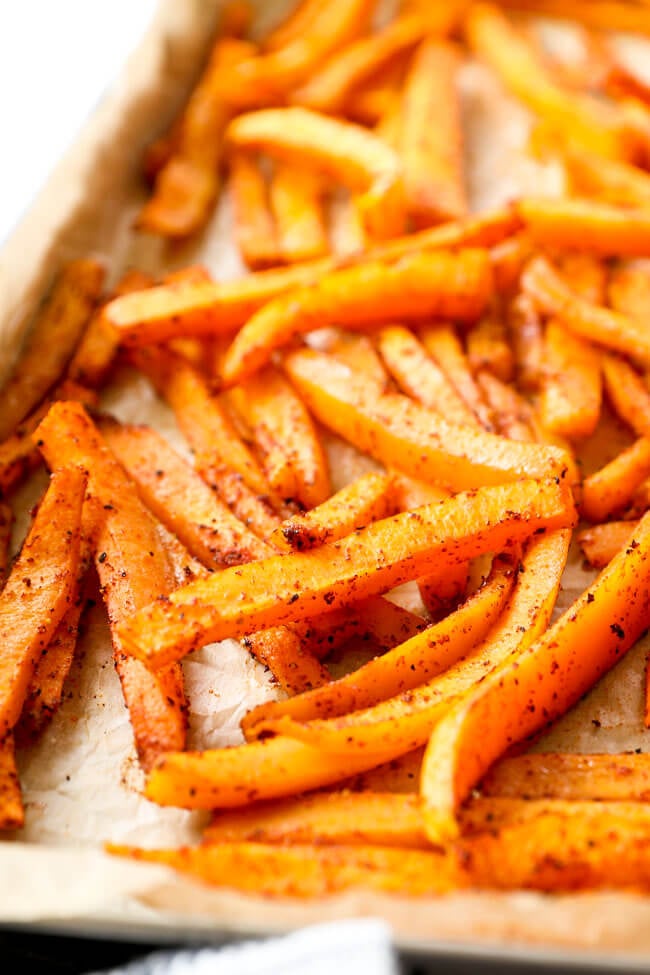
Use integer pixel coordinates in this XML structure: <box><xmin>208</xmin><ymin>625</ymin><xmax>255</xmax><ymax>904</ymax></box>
<box><xmin>226</xmin><ymin>107</ymin><xmax>406</xmax><ymax>239</ymax></box>
<box><xmin>229</xmin><ymin>153</ymin><xmax>280</xmax><ymax>269</ymax></box>
<box><xmin>490</xmin><ymin>233</ymin><xmax>534</xmax><ymax>295</ymax></box>
<box><xmin>602</xmin><ymin>354</ymin><xmax>650</xmax><ymax>440</ymax></box>
<box><xmin>290</xmin><ymin>597</ymin><xmax>426</xmax><ymax>660</ymax></box>
<box><xmin>399</xmin><ymin>40</ymin><xmax>467</xmax><ymax>224</ymax></box>
<box><xmin>421</xmin><ymin>510</ymin><xmax>650</xmax><ymax>840</ymax></box>
<box><xmin>346</xmin><ymin>748</ymin><xmax>424</xmax><ymax>794</ymax></box>
<box><xmin>269</xmin><ymin>163</ymin><xmax>328</xmax><ymax>264</ymax></box>
<box><xmin>420</xmin><ymin>325</ymin><xmax>494</xmax><ymax>429</ymax></box>
<box><xmin>507</xmin><ymin>294</ymin><xmax>544</xmax><ymax>392</ymax></box>
<box><xmin>244</xmin><ymin>627</ymin><xmax>330</xmax><ymax>696</ymax></box>
<box><xmin>0</xmin><ymin>735</ymin><xmax>22</xmax><ymax>830</ymax></box>
<box><xmin>522</xmin><ymin>255</ymin><xmax>650</xmax><ymax>366</ymax></box>
<box><xmin>34</xmin><ymin>403</ymin><xmax>187</xmax><ymax>769</ymax></box>
<box><xmin>417</xmin><ymin>560</ymin><xmax>469</xmax><ymax>623</ymax></box>
<box><xmin>539</xmin><ymin>321</ymin><xmax>602</xmax><ymax>440</ymax></box>
<box><xmin>577</xmin><ymin>521</ymin><xmax>637</xmax><ymax>570</ymax></box>
<box><xmin>326</xmin><ymin>332</ymin><xmax>388</xmax><ymax>391</ymax></box>
<box><xmin>608</xmin><ymin>263</ymin><xmax>650</xmax><ymax>325</ymax></box>
<box><xmin>378</xmin><ymin>326</ymin><xmax>479</xmax><ymax>428</ymax></box>
<box><xmin>518</xmin><ymin>198</ymin><xmax>650</xmax><ymax>256</ymax></box>
<box><xmin>272</xmin><ymin>472</ymin><xmax>395</xmax><ymax>551</ymax></box>
<box><xmin>0</xmin><ymin>467</ymin><xmax>85</xmax><ymax>738</ymax></box>
<box><xmin>562</xmin><ymin>144</ymin><xmax>650</xmax><ymax>208</ymax></box>
<box><xmin>582</xmin><ymin>437</ymin><xmax>650</xmax><ymax>523</ymax></box>
<box><xmin>0</xmin><ymin>504</ymin><xmax>12</xmax><ymax>587</ymax></box>
<box><xmin>242</xmin><ymin>555</ymin><xmax>516</xmax><ymax>732</ymax></box>
<box><xmin>0</xmin><ymin>259</ymin><xmax>103</xmax><ymax>440</ymax></box>
<box><xmin>482</xmin><ymin>752</ymin><xmax>650</xmax><ymax>801</ymax></box>
<box><xmin>285</xmin><ymin>349</ymin><xmax>575</xmax><ymax>489</ymax></box>
<box><xmin>476</xmin><ymin>372</ymin><xmax>535</xmax><ymax>442</ymax></box>
<box><xmin>230</xmin><ymin>366</ymin><xmax>331</xmax><ymax>508</ymax></box>
<box><xmin>118</xmin><ymin>478</ymin><xmax>574</xmax><ymax>670</ymax></box>
<box><xmin>220</xmin><ymin>250</ymin><xmax>493</xmax><ymax>386</ymax></box>
<box><xmin>466</xmin><ymin>316</ymin><xmax>514</xmax><ymax>384</ymax></box>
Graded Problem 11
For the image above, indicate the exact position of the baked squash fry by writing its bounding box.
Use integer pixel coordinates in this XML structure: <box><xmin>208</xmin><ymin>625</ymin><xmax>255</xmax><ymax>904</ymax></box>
<box><xmin>577</xmin><ymin>521</ymin><xmax>638</xmax><ymax>569</ymax></box>
<box><xmin>0</xmin><ymin>735</ymin><xmax>23</xmax><ymax>831</ymax></box>
<box><xmin>482</xmin><ymin>752</ymin><xmax>650</xmax><ymax>801</ymax></box>
<box><xmin>420</xmin><ymin>325</ymin><xmax>494</xmax><ymax>429</ymax></box>
<box><xmin>0</xmin><ymin>504</ymin><xmax>12</xmax><ymax>587</ymax></box>
<box><xmin>582</xmin><ymin>438</ymin><xmax>650</xmax><ymax>524</ymax></box>
<box><xmin>602</xmin><ymin>354</ymin><xmax>650</xmax><ymax>440</ymax></box>
<box><xmin>539</xmin><ymin>321</ymin><xmax>602</xmax><ymax>440</ymax></box>
<box><xmin>518</xmin><ymin>198</ymin><xmax>650</xmax><ymax>256</ymax></box>
<box><xmin>269</xmin><ymin>162</ymin><xmax>329</xmax><ymax>264</ymax></box>
<box><xmin>229</xmin><ymin>153</ymin><xmax>281</xmax><ymax>269</ymax></box>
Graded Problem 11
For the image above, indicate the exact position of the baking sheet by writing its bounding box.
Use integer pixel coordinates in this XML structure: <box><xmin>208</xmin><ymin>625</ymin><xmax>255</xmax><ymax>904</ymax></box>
<box><xmin>4</xmin><ymin>0</ymin><xmax>650</xmax><ymax>964</ymax></box>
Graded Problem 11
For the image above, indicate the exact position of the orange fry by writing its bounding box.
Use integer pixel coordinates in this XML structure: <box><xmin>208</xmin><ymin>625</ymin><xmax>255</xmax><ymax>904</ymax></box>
<box><xmin>243</xmin><ymin>627</ymin><xmax>330</xmax><ymax>696</ymax></box>
<box><xmin>0</xmin><ymin>504</ymin><xmax>11</xmax><ymax>587</ymax></box>
<box><xmin>539</xmin><ymin>321</ymin><xmax>602</xmax><ymax>440</ymax></box>
<box><xmin>285</xmin><ymin>349</ymin><xmax>575</xmax><ymax>489</ymax></box>
<box><xmin>346</xmin><ymin>747</ymin><xmax>424</xmax><ymax>794</ymax></box>
<box><xmin>507</xmin><ymin>294</ymin><xmax>544</xmax><ymax>392</ymax></box>
<box><xmin>562</xmin><ymin>144</ymin><xmax>650</xmax><ymax>208</ymax></box>
<box><xmin>518</xmin><ymin>197</ymin><xmax>650</xmax><ymax>256</ymax></box>
<box><xmin>608</xmin><ymin>262</ymin><xmax>650</xmax><ymax>325</ymax></box>
<box><xmin>272</xmin><ymin>472</ymin><xmax>395</xmax><ymax>551</ymax></box>
<box><xmin>602</xmin><ymin>353</ymin><xmax>650</xmax><ymax>440</ymax></box>
<box><xmin>466</xmin><ymin>316</ymin><xmax>514</xmax><ymax>384</ymax></box>
<box><xmin>325</xmin><ymin>332</ymin><xmax>388</xmax><ymax>391</ymax></box>
<box><xmin>419</xmin><ymin>324</ymin><xmax>494</xmax><ymax>430</ymax></box>
<box><xmin>522</xmin><ymin>255</ymin><xmax>650</xmax><ymax>367</ymax></box>
<box><xmin>399</xmin><ymin>40</ymin><xmax>467</xmax><ymax>225</ymax></box>
<box><xmin>378</xmin><ymin>325</ymin><xmax>480</xmax><ymax>428</ymax></box>
<box><xmin>0</xmin><ymin>259</ymin><xmax>103</xmax><ymax>440</ymax></box>
<box><xmin>577</xmin><ymin>521</ymin><xmax>637</xmax><ymax>570</ymax></box>
<box><xmin>482</xmin><ymin>752</ymin><xmax>650</xmax><ymax>801</ymax></box>
<box><xmin>0</xmin><ymin>735</ymin><xmax>23</xmax><ymax>830</ymax></box>
<box><xmin>421</xmin><ymin>512</ymin><xmax>650</xmax><ymax>840</ymax></box>
<box><xmin>220</xmin><ymin>250</ymin><xmax>493</xmax><ymax>386</ymax></box>
<box><xmin>226</xmin><ymin>107</ymin><xmax>405</xmax><ymax>239</ymax></box>
<box><xmin>582</xmin><ymin>437</ymin><xmax>650</xmax><ymax>523</ymax></box>
<box><xmin>117</xmin><ymin>477</ymin><xmax>574</xmax><ymax>671</ymax></box>
<box><xmin>229</xmin><ymin>153</ymin><xmax>280</xmax><ymax>270</ymax></box>
<box><xmin>269</xmin><ymin>163</ymin><xmax>329</xmax><ymax>264</ymax></box>
<box><xmin>0</xmin><ymin>467</ymin><xmax>85</xmax><ymax>737</ymax></box>
<box><xmin>476</xmin><ymin>372</ymin><xmax>535</xmax><ymax>442</ymax></box>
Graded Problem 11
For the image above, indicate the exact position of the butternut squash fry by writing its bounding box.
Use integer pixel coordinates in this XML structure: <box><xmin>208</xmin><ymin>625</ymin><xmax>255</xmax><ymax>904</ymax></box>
<box><xmin>226</xmin><ymin>107</ymin><xmax>406</xmax><ymax>239</ymax></box>
<box><xmin>490</xmin><ymin>233</ymin><xmax>534</xmax><ymax>295</ymax></box>
<box><xmin>476</xmin><ymin>372</ymin><xmax>535</xmax><ymax>443</ymax></box>
<box><xmin>608</xmin><ymin>263</ymin><xmax>650</xmax><ymax>327</ymax></box>
<box><xmin>0</xmin><ymin>467</ymin><xmax>85</xmax><ymax>738</ymax></box>
<box><xmin>378</xmin><ymin>326</ymin><xmax>479</xmax><ymax>428</ymax></box>
<box><xmin>0</xmin><ymin>259</ymin><xmax>103</xmax><ymax>440</ymax></box>
<box><xmin>556</xmin><ymin>253</ymin><xmax>607</xmax><ymax>305</ymax></box>
<box><xmin>522</xmin><ymin>255</ymin><xmax>650</xmax><ymax>367</ymax></box>
<box><xmin>0</xmin><ymin>735</ymin><xmax>22</xmax><ymax>830</ymax></box>
<box><xmin>577</xmin><ymin>521</ymin><xmax>638</xmax><ymax>569</ymax></box>
<box><xmin>325</xmin><ymin>332</ymin><xmax>388</xmax><ymax>391</ymax></box>
<box><xmin>242</xmin><ymin>555</ymin><xmax>516</xmax><ymax>734</ymax></box>
<box><xmin>33</xmin><ymin>403</ymin><xmax>187</xmax><ymax>769</ymax></box>
<box><xmin>269</xmin><ymin>162</ymin><xmax>328</xmax><ymax>264</ymax></box>
<box><xmin>243</xmin><ymin>627</ymin><xmax>330</xmax><ymax>696</ymax></box>
<box><xmin>0</xmin><ymin>505</ymin><xmax>11</xmax><ymax>588</ymax></box>
<box><xmin>347</xmin><ymin>748</ymin><xmax>424</xmax><ymax>794</ymax></box>
<box><xmin>539</xmin><ymin>321</ymin><xmax>602</xmax><ymax>440</ymax></box>
<box><xmin>602</xmin><ymin>354</ymin><xmax>650</xmax><ymax>439</ymax></box>
<box><xmin>582</xmin><ymin>437</ymin><xmax>650</xmax><ymax>523</ymax></box>
<box><xmin>466</xmin><ymin>316</ymin><xmax>514</xmax><ymax>383</ymax></box>
<box><xmin>229</xmin><ymin>153</ymin><xmax>281</xmax><ymax>270</ymax></box>
<box><xmin>419</xmin><ymin>325</ymin><xmax>494</xmax><ymax>429</ymax></box>
<box><xmin>518</xmin><ymin>198</ymin><xmax>650</xmax><ymax>256</ymax></box>
<box><xmin>562</xmin><ymin>144</ymin><xmax>650</xmax><ymax>208</ymax></box>
<box><xmin>507</xmin><ymin>294</ymin><xmax>544</xmax><ymax>392</ymax></box>
<box><xmin>285</xmin><ymin>349</ymin><xmax>575</xmax><ymax>489</ymax></box>
<box><xmin>481</xmin><ymin>752</ymin><xmax>650</xmax><ymax>801</ymax></box>
<box><xmin>117</xmin><ymin>478</ymin><xmax>574</xmax><ymax>671</ymax></box>
<box><xmin>272</xmin><ymin>472</ymin><xmax>395</xmax><ymax>551</ymax></box>
<box><xmin>421</xmin><ymin>511</ymin><xmax>650</xmax><ymax>841</ymax></box>
<box><xmin>399</xmin><ymin>40</ymin><xmax>467</xmax><ymax>225</ymax></box>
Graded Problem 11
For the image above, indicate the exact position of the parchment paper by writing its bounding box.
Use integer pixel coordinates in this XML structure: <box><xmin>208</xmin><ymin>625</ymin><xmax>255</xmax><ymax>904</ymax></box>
<box><xmin>3</xmin><ymin>0</ymin><xmax>650</xmax><ymax>964</ymax></box>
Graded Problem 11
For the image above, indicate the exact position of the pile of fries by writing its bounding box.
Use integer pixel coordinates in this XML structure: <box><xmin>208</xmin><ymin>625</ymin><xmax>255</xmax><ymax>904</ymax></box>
<box><xmin>7</xmin><ymin>0</ymin><xmax>650</xmax><ymax>901</ymax></box>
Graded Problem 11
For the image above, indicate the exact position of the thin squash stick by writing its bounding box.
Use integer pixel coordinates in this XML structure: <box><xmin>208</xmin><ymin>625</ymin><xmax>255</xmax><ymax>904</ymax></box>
<box><xmin>399</xmin><ymin>40</ymin><xmax>467</xmax><ymax>225</ymax></box>
<box><xmin>476</xmin><ymin>372</ymin><xmax>535</xmax><ymax>442</ymax></box>
<box><xmin>242</xmin><ymin>555</ymin><xmax>516</xmax><ymax>734</ymax></box>
<box><xmin>247</xmin><ymin>533</ymin><xmax>570</xmax><ymax>756</ymax></box>
<box><xmin>461</xmin><ymin>797</ymin><xmax>650</xmax><ymax>836</ymax></box>
<box><xmin>0</xmin><ymin>467</ymin><xmax>85</xmax><ymax>738</ymax></box>
<box><xmin>163</xmin><ymin>267</ymin><xmax>214</xmax><ymax>369</ymax></box>
<box><xmin>0</xmin><ymin>735</ymin><xmax>23</xmax><ymax>830</ymax></box>
<box><xmin>539</xmin><ymin>321</ymin><xmax>602</xmax><ymax>440</ymax></box>
<box><xmin>556</xmin><ymin>253</ymin><xmax>607</xmax><ymax>305</ymax></box>
<box><xmin>465</xmin><ymin>4</ymin><xmax>638</xmax><ymax>162</ymax></box>
<box><xmin>420</xmin><ymin>511</ymin><xmax>650</xmax><ymax>842</ymax></box>
<box><xmin>284</xmin><ymin>349</ymin><xmax>576</xmax><ymax>489</ymax></box>
<box><xmin>269</xmin><ymin>162</ymin><xmax>329</xmax><ymax>264</ymax></box>
<box><xmin>229</xmin><ymin>153</ymin><xmax>281</xmax><ymax>270</ymax></box>
<box><xmin>157</xmin><ymin>523</ymin><xmax>208</xmax><ymax>586</ymax></box>
<box><xmin>100</xmin><ymin>422</ymin><xmax>271</xmax><ymax>567</ymax></box>
<box><xmin>291</xmin><ymin>15</ymin><xmax>431</xmax><ymax>115</ymax></box>
<box><xmin>377</xmin><ymin>326</ymin><xmax>480</xmax><ymax>428</ymax></box>
<box><xmin>562</xmin><ymin>144</ymin><xmax>650</xmax><ymax>208</ymax></box>
<box><xmin>581</xmin><ymin>437</ymin><xmax>650</xmax><ymax>523</ymax></box>
<box><xmin>494</xmin><ymin>0</ymin><xmax>650</xmax><ymax>36</ymax></box>
<box><xmin>419</xmin><ymin>325</ymin><xmax>494</xmax><ymax>430</ymax></box>
<box><xmin>103</xmin><ymin>208</ymin><xmax>520</xmax><ymax>346</ymax></box>
<box><xmin>109</xmin><ymin>842</ymin><xmax>461</xmax><ymax>897</ymax></box>
<box><xmin>602</xmin><ymin>354</ymin><xmax>650</xmax><ymax>439</ymax></box>
<box><xmin>577</xmin><ymin>521</ymin><xmax>637</xmax><ymax>570</ymax></box>
<box><xmin>220</xmin><ymin>250</ymin><xmax>493</xmax><ymax>386</ymax></box>
<box><xmin>243</xmin><ymin>627</ymin><xmax>330</xmax><ymax>696</ymax></box>
<box><xmin>226</xmin><ymin>107</ymin><xmax>406</xmax><ymax>239</ymax></box>
<box><xmin>518</xmin><ymin>198</ymin><xmax>650</xmax><ymax>257</ymax></box>
<box><xmin>507</xmin><ymin>294</ymin><xmax>544</xmax><ymax>392</ymax></box>
<box><xmin>117</xmin><ymin>477</ymin><xmax>574</xmax><ymax>671</ymax></box>
<box><xmin>138</xmin><ymin>37</ymin><xmax>256</xmax><ymax>238</ymax></box>
<box><xmin>230</xmin><ymin>365</ymin><xmax>331</xmax><ymax>509</ymax></box>
<box><xmin>522</xmin><ymin>255</ymin><xmax>650</xmax><ymax>367</ymax></box>
<box><xmin>0</xmin><ymin>504</ymin><xmax>12</xmax><ymax>587</ymax></box>
<box><xmin>346</xmin><ymin>747</ymin><xmax>424</xmax><ymax>794</ymax></box>
<box><xmin>466</xmin><ymin>316</ymin><xmax>514</xmax><ymax>384</ymax></box>
<box><xmin>0</xmin><ymin>259</ymin><xmax>104</xmax><ymax>441</ymax></box>
<box><xmin>481</xmin><ymin>752</ymin><xmax>650</xmax><ymax>801</ymax></box>
<box><xmin>325</xmin><ymin>332</ymin><xmax>388</xmax><ymax>391</ymax></box>
<box><xmin>262</xmin><ymin>0</ymin><xmax>325</xmax><ymax>52</ymax></box>
<box><xmin>271</xmin><ymin>472</ymin><xmax>395</xmax><ymax>551</ymax></box>
<box><xmin>33</xmin><ymin>403</ymin><xmax>187</xmax><ymax>769</ymax></box>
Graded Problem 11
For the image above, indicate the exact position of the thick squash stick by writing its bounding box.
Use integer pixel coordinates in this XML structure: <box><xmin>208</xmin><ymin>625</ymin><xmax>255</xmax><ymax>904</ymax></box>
<box><xmin>476</xmin><ymin>372</ymin><xmax>535</xmax><ymax>442</ymax></box>
<box><xmin>378</xmin><ymin>326</ymin><xmax>479</xmax><ymax>428</ymax></box>
<box><xmin>221</xmin><ymin>250</ymin><xmax>493</xmax><ymax>386</ymax></box>
<box><xmin>103</xmin><ymin>208</ymin><xmax>519</xmax><ymax>345</ymax></box>
<box><xmin>229</xmin><ymin>366</ymin><xmax>330</xmax><ymax>509</ymax></box>
<box><xmin>253</xmin><ymin>533</ymin><xmax>569</xmax><ymax>754</ymax></box>
<box><xmin>0</xmin><ymin>259</ymin><xmax>103</xmax><ymax>440</ymax></box>
<box><xmin>578</xmin><ymin>521</ymin><xmax>638</xmax><ymax>569</ymax></box>
<box><xmin>539</xmin><ymin>321</ymin><xmax>602</xmax><ymax>440</ymax></box>
<box><xmin>0</xmin><ymin>467</ymin><xmax>85</xmax><ymax>737</ymax></box>
<box><xmin>420</xmin><ymin>325</ymin><xmax>494</xmax><ymax>429</ymax></box>
<box><xmin>602</xmin><ymin>354</ymin><xmax>650</xmax><ymax>439</ymax></box>
<box><xmin>482</xmin><ymin>752</ymin><xmax>650</xmax><ymax>801</ymax></box>
<box><xmin>421</xmin><ymin>511</ymin><xmax>650</xmax><ymax>842</ymax></box>
<box><xmin>285</xmin><ymin>349</ymin><xmax>575</xmax><ymax>489</ymax></box>
<box><xmin>226</xmin><ymin>107</ymin><xmax>406</xmax><ymax>239</ymax></box>
<box><xmin>118</xmin><ymin>477</ymin><xmax>574</xmax><ymax>670</ymax></box>
<box><xmin>0</xmin><ymin>504</ymin><xmax>12</xmax><ymax>586</ymax></box>
<box><xmin>229</xmin><ymin>153</ymin><xmax>280</xmax><ymax>270</ymax></box>
<box><xmin>272</xmin><ymin>473</ymin><xmax>395</xmax><ymax>551</ymax></box>
<box><xmin>0</xmin><ymin>735</ymin><xmax>23</xmax><ymax>830</ymax></box>
<box><xmin>269</xmin><ymin>163</ymin><xmax>328</xmax><ymax>264</ymax></box>
<box><xmin>582</xmin><ymin>438</ymin><xmax>650</xmax><ymax>523</ymax></box>
<box><xmin>522</xmin><ymin>256</ymin><xmax>650</xmax><ymax>367</ymax></box>
<box><xmin>291</xmin><ymin>15</ymin><xmax>431</xmax><ymax>115</ymax></box>
<box><xmin>507</xmin><ymin>294</ymin><xmax>544</xmax><ymax>392</ymax></box>
<box><xmin>347</xmin><ymin>748</ymin><xmax>424</xmax><ymax>794</ymax></box>
<box><xmin>399</xmin><ymin>40</ymin><xmax>467</xmax><ymax>224</ymax></box>
<box><xmin>518</xmin><ymin>198</ymin><xmax>650</xmax><ymax>256</ymax></box>
<box><xmin>33</xmin><ymin>403</ymin><xmax>186</xmax><ymax>768</ymax></box>
<box><xmin>109</xmin><ymin>841</ymin><xmax>460</xmax><ymax>898</ymax></box>
<box><xmin>466</xmin><ymin>317</ymin><xmax>514</xmax><ymax>384</ymax></box>
<box><xmin>243</xmin><ymin>627</ymin><xmax>330</xmax><ymax>696</ymax></box>
<box><xmin>100</xmin><ymin>422</ymin><xmax>271</xmax><ymax>567</ymax></box>
<box><xmin>465</xmin><ymin>4</ymin><xmax>637</xmax><ymax>161</ymax></box>
<box><xmin>242</xmin><ymin>556</ymin><xmax>516</xmax><ymax>732</ymax></box>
